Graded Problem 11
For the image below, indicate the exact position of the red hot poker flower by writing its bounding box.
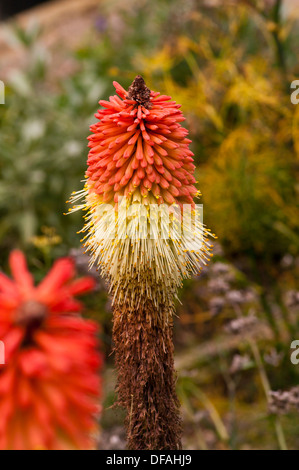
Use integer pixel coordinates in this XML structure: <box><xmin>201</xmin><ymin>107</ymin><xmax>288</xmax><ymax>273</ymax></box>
<box><xmin>0</xmin><ymin>250</ymin><xmax>102</xmax><ymax>450</ymax></box>
<box><xmin>70</xmin><ymin>76</ymin><xmax>215</xmax><ymax>449</ymax></box>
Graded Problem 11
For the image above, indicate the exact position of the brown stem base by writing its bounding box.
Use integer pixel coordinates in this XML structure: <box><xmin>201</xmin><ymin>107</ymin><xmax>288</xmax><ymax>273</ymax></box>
<box><xmin>112</xmin><ymin>302</ymin><xmax>182</xmax><ymax>450</ymax></box>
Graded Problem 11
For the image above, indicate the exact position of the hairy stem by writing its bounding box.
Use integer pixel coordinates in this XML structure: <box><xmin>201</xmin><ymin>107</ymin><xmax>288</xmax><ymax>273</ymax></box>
<box><xmin>112</xmin><ymin>301</ymin><xmax>182</xmax><ymax>450</ymax></box>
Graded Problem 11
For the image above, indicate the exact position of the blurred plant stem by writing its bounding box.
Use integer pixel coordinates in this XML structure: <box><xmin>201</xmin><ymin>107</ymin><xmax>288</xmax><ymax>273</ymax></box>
<box><xmin>250</xmin><ymin>256</ymin><xmax>295</xmax><ymax>341</ymax></box>
<box><xmin>219</xmin><ymin>355</ymin><xmax>238</xmax><ymax>450</ymax></box>
<box><xmin>249</xmin><ymin>339</ymin><xmax>287</xmax><ymax>450</ymax></box>
<box><xmin>233</xmin><ymin>304</ymin><xmax>288</xmax><ymax>450</ymax></box>
<box><xmin>179</xmin><ymin>379</ymin><xmax>229</xmax><ymax>446</ymax></box>
<box><xmin>250</xmin><ymin>257</ymin><xmax>280</xmax><ymax>338</ymax></box>
<box><xmin>189</xmin><ymin>384</ymin><xmax>230</xmax><ymax>443</ymax></box>
<box><xmin>246</xmin><ymin>0</ymin><xmax>287</xmax><ymax>80</ymax></box>
<box><xmin>271</xmin><ymin>0</ymin><xmax>287</xmax><ymax>79</ymax></box>
<box><xmin>179</xmin><ymin>389</ymin><xmax>208</xmax><ymax>450</ymax></box>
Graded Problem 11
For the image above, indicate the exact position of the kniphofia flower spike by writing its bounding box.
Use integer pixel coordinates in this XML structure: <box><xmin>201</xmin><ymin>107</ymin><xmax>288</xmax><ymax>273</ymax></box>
<box><xmin>70</xmin><ymin>76</ymin><xmax>214</xmax><ymax>449</ymax></box>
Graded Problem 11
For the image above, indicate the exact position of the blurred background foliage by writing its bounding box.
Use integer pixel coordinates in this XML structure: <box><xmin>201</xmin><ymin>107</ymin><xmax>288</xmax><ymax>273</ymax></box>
<box><xmin>0</xmin><ymin>0</ymin><xmax>299</xmax><ymax>450</ymax></box>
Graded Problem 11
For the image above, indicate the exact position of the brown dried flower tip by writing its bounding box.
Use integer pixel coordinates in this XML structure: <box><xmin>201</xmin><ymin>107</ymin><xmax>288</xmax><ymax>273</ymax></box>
<box><xmin>126</xmin><ymin>75</ymin><xmax>151</xmax><ymax>109</ymax></box>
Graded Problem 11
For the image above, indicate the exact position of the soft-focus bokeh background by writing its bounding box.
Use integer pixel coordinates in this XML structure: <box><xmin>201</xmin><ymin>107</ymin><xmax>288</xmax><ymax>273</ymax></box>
<box><xmin>0</xmin><ymin>0</ymin><xmax>299</xmax><ymax>449</ymax></box>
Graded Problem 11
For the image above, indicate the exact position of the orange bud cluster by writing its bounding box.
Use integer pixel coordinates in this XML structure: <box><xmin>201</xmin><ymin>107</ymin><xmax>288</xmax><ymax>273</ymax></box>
<box><xmin>86</xmin><ymin>76</ymin><xmax>197</xmax><ymax>206</ymax></box>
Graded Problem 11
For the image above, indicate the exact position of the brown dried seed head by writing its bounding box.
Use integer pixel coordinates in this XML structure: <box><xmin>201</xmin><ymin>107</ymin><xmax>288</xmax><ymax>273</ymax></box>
<box><xmin>126</xmin><ymin>75</ymin><xmax>152</xmax><ymax>109</ymax></box>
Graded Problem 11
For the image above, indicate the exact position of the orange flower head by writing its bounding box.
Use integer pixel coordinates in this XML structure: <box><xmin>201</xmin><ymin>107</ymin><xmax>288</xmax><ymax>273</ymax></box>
<box><xmin>85</xmin><ymin>75</ymin><xmax>197</xmax><ymax>206</ymax></box>
<box><xmin>0</xmin><ymin>250</ymin><xmax>102</xmax><ymax>450</ymax></box>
